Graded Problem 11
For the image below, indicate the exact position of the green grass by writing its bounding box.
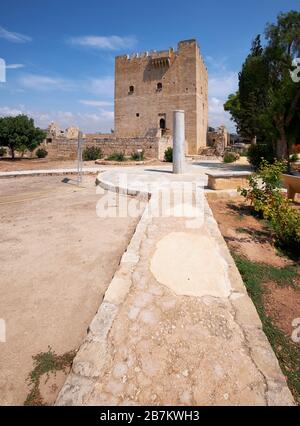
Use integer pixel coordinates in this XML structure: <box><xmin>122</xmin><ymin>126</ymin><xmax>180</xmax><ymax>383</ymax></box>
<box><xmin>24</xmin><ymin>346</ymin><xmax>75</xmax><ymax>406</ymax></box>
<box><xmin>233</xmin><ymin>254</ymin><xmax>300</xmax><ymax>403</ymax></box>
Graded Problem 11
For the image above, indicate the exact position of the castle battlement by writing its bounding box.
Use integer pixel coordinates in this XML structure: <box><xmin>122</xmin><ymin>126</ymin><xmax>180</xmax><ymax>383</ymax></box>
<box><xmin>116</xmin><ymin>40</ymin><xmax>202</xmax><ymax>62</ymax></box>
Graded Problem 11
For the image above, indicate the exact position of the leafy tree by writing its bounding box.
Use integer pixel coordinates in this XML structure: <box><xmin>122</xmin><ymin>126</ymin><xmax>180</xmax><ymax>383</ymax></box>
<box><xmin>224</xmin><ymin>35</ymin><xmax>269</xmax><ymax>143</ymax></box>
<box><xmin>224</xmin><ymin>93</ymin><xmax>242</xmax><ymax>133</ymax></box>
<box><xmin>263</xmin><ymin>11</ymin><xmax>300</xmax><ymax>160</ymax></box>
<box><xmin>238</xmin><ymin>35</ymin><xmax>269</xmax><ymax>144</ymax></box>
<box><xmin>224</xmin><ymin>11</ymin><xmax>300</xmax><ymax>164</ymax></box>
<box><xmin>0</xmin><ymin>115</ymin><xmax>46</xmax><ymax>159</ymax></box>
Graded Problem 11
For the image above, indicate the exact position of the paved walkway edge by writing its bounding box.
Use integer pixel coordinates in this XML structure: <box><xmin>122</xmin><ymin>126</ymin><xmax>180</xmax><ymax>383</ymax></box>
<box><xmin>55</xmin><ymin>173</ymin><xmax>295</xmax><ymax>406</ymax></box>
<box><xmin>0</xmin><ymin>168</ymin><xmax>102</xmax><ymax>179</ymax></box>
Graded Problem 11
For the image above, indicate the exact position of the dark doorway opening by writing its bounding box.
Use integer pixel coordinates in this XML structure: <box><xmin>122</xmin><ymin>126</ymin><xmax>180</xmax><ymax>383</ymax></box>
<box><xmin>159</xmin><ymin>118</ymin><xmax>166</xmax><ymax>130</ymax></box>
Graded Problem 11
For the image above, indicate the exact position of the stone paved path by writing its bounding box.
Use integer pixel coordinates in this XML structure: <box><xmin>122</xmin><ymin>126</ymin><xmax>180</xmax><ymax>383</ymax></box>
<box><xmin>55</xmin><ymin>167</ymin><xmax>294</xmax><ymax>406</ymax></box>
<box><xmin>0</xmin><ymin>167</ymin><xmax>103</xmax><ymax>179</ymax></box>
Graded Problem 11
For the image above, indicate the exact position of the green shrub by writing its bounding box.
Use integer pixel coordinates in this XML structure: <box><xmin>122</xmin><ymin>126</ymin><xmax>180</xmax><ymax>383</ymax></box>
<box><xmin>131</xmin><ymin>150</ymin><xmax>145</xmax><ymax>161</ymax></box>
<box><xmin>263</xmin><ymin>193</ymin><xmax>300</xmax><ymax>254</ymax></box>
<box><xmin>239</xmin><ymin>161</ymin><xmax>300</xmax><ymax>256</ymax></box>
<box><xmin>240</xmin><ymin>149</ymin><xmax>249</xmax><ymax>157</ymax></box>
<box><xmin>223</xmin><ymin>151</ymin><xmax>238</xmax><ymax>163</ymax></box>
<box><xmin>239</xmin><ymin>160</ymin><xmax>286</xmax><ymax>213</ymax></box>
<box><xmin>290</xmin><ymin>153</ymin><xmax>298</xmax><ymax>163</ymax></box>
<box><xmin>247</xmin><ymin>143</ymin><xmax>274</xmax><ymax>170</ymax></box>
<box><xmin>0</xmin><ymin>146</ymin><xmax>6</xmax><ymax>157</ymax></box>
<box><xmin>106</xmin><ymin>152</ymin><xmax>125</xmax><ymax>162</ymax></box>
<box><xmin>164</xmin><ymin>147</ymin><xmax>173</xmax><ymax>162</ymax></box>
<box><xmin>36</xmin><ymin>148</ymin><xmax>48</xmax><ymax>159</ymax></box>
<box><xmin>82</xmin><ymin>146</ymin><xmax>103</xmax><ymax>161</ymax></box>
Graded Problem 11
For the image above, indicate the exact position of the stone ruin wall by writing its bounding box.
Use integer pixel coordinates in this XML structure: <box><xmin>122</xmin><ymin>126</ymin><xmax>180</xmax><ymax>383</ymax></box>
<box><xmin>40</xmin><ymin>135</ymin><xmax>172</xmax><ymax>161</ymax></box>
<box><xmin>207</xmin><ymin>126</ymin><xmax>230</xmax><ymax>156</ymax></box>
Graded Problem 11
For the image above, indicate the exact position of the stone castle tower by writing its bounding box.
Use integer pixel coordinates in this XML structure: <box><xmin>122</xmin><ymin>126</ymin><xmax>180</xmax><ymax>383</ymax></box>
<box><xmin>114</xmin><ymin>39</ymin><xmax>208</xmax><ymax>155</ymax></box>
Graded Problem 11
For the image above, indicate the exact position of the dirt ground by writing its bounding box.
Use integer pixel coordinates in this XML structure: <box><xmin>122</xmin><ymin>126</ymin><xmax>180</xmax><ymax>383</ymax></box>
<box><xmin>207</xmin><ymin>195</ymin><xmax>294</xmax><ymax>268</ymax></box>
<box><xmin>208</xmin><ymin>194</ymin><xmax>300</xmax><ymax>306</ymax></box>
<box><xmin>0</xmin><ymin>175</ymin><xmax>143</xmax><ymax>405</ymax></box>
<box><xmin>263</xmin><ymin>282</ymin><xmax>300</xmax><ymax>338</ymax></box>
<box><xmin>0</xmin><ymin>158</ymin><xmax>162</xmax><ymax>172</ymax></box>
<box><xmin>0</xmin><ymin>158</ymin><xmax>98</xmax><ymax>172</ymax></box>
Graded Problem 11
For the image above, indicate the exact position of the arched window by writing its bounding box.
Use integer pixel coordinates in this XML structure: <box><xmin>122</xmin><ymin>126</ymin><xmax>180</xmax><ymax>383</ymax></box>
<box><xmin>159</xmin><ymin>118</ymin><xmax>166</xmax><ymax>129</ymax></box>
<box><xmin>157</xmin><ymin>82</ymin><xmax>162</xmax><ymax>91</ymax></box>
<box><xmin>129</xmin><ymin>85</ymin><xmax>134</xmax><ymax>94</ymax></box>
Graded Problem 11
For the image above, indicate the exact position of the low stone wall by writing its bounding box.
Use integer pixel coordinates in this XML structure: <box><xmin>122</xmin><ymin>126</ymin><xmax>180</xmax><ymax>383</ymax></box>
<box><xmin>40</xmin><ymin>136</ymin><xmax>172</xmax><ymax>161</ymax></box>
<box><xmin>206</xmin><ymin>172</ymin><xmax>251</xmax><ymax>190</ymax></box>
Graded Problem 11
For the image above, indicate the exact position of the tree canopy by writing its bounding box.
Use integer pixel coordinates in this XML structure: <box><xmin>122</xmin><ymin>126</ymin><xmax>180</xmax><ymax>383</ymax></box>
<box><xmin>224</xmin><ymin>11</ymin><xmax>300</xmax><ymax>160</ymax></box>
<box><xmin>0</xmin><ymin>115</ymin><xmax>46</xmax><ymax>159</ymax></box>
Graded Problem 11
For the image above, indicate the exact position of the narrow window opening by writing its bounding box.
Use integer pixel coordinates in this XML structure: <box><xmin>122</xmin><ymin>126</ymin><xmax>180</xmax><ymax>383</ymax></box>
<box><xmin>129</xmin><ymin>85</ymin><xmax>134</xmax><ymax>94</ymax></box>
<box><xmin>157</xmin><ymin>82</ymin><xmax>162</xmax><ymax>91</ymax></box>
<box><xmin>160</xmin><ymin>118</ymin><xmax>166</xmax><ymax>130</ymax></box>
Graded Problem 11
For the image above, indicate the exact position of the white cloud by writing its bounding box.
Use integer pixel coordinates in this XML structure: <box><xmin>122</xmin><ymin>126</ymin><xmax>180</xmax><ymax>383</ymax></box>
<box><xmin>68</xmin><ymin>35</ymin><xmax>137</xmax><ymax>51</ymax></box>
<box><xmin>0</xmin><ymin>106</ymin><xmax>114</xmax><ymax>133</ymax></box>
<box><xmin>17</xmin><ymin>73</ymin><xmax>114</xmax><ymax>97</ymax></box>
<box><xmin>19</xmin><ymin>74</ymin><xmax>74</xmax><ymax>91</ymax></box>
<box><xmin>0</xmin><ymin>106</ymin><xmax>24</xmax><ymax>116</ymax></box>
<box><xmin>86</xmin><ymin>77</ymin><xmax>114</xmax><ymax>97</ymax></box>
<box><xmin>38</xmin><ymin>110</ymin><xmax>114</xmax><ymax>132</ymax></box>
<box><xmin>208</xmin><ymin>67</ymin><xmax>238</xmax><ymax>132</ymax></box>
<box><xmin>0</xmin><ymin>26</ymin><xmax>31</xmax><ymax>43</ymax></box>
<box><xmin>79</xmin><ymin>100</ymin><xmax>114</xmax><ymax>107</ymax></box>
<box><xmin>208</xmin><ymin>97</ymin><xmax>235</xmax><ymax>131</ymax></box>
<box><xmin>209</xmin><ymin>71</ymin><xmax>238</xmax><ymax>98</ymax></box>
<box><xmin>6</xmin><ymin>64</ymin><xmax>25</xmax><ymax>69</ymax></box>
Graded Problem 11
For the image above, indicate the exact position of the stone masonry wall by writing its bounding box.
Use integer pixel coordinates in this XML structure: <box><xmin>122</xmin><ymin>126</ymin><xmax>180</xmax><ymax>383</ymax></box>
<box><xmin>40</xmin><ymin>136</ymin><xmax>172</xmax><ymax>161</ymax></box>
<box><xmin>115</xmin><ymin>40</ymin><xmax>208</xmax><ymax>155</ymax></box>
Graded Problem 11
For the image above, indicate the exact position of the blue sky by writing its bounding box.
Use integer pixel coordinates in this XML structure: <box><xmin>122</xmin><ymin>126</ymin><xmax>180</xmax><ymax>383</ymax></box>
<box><xmin>0</xmin><ymin>0</ymin><xmax>299</xmax><ymax>133</ymax></box>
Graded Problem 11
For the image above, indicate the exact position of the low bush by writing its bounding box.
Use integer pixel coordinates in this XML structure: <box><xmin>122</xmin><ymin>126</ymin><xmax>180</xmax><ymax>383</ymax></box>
<box><xmin>106</xmin><ymin>152</ymin><xmax>125</xmax><ymax>162</ymax></box>
<box><xmin>239</xmin><ymin>161</ymin><xmax>300</xmax><ymax>256</ymax></box>
<box><xmin>36</xmin><ymin>148</ymin><xmax>48</xmax><ymax>159</ymax></box>
<box><xmin>240</xmin><ymin>149</ymin><xmax>249</xmax><ymax>157</ymax></box>
<box><xmin>223</xmin><ymin>151</ymin><xmax>238</xmax><ymax>163</ymax></box>
<box><xmin>131</xmin><ymin>150</ymin><xmax>145</xmax><ymax>161</ymax></box>
<box><xmin>290</xmin><ymin>153</ymin><xmax>298</xmax><ymax>163</ymax></box>
<box><xmin>82</xmin><ymin>146</ymin><xmax>103</xmax><ymax>161</ymax></box>
<box><xmin>264</xmin><ymin>193</ymin><xmax>300</xmax><ymax>254</ymax></box>
<box><xmin>164</xmin><ymin>147</ymin><xmax>173</xmax><ymax>162</ymax></box>
<box><xmin>247</xmin><ymin>143</ymin><xmax>274</xmax><ymax>170</ymax></box>
<box><xmin>240</xmin><ymin>160</ymin><xmax>286</xmax><ymax>212</ymax></box>
<box><xmin>0</xmin><ymin>146</ymin><xmax>6</xmax><ymax>157</ymax></box>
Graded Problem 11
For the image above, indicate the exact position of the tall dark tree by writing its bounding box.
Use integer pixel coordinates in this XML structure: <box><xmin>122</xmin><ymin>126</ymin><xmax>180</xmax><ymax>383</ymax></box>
<box><xmin>263</xmin><ymin>11</ymin><xmax>300</xmax><ymax>159</ymax></box>
<box><xmin>0</xmin><ymin>115</ymin><xmax>46</xmax><ymax>159</ymax></box>
<box><xmin>238</xmin><ymin>35</ymin><xmax>269</xmax><ymax>144</ymax></box>
<box><xmin>224</xmin><ymin>11</ymin><xmax>300</xmax><ymax>162</ymax></box>
<box><xmin>224</xmin><ymin>35</ymin><xmax>269</xmax><ymax>143</ymax></box>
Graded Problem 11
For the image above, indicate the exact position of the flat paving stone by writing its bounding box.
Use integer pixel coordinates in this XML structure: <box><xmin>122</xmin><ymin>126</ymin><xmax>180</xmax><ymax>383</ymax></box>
<box><xmin>56</xmin><ymin>164</ymin><xmax>294</xmax><ymax>406</ymax></box>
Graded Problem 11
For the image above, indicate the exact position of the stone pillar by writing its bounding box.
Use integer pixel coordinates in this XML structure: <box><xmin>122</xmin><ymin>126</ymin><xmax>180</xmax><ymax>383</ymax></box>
<box><xmin>173</xmin><ymin>110</ymin><xmax>185</xmax><ymax>174</ymax></box>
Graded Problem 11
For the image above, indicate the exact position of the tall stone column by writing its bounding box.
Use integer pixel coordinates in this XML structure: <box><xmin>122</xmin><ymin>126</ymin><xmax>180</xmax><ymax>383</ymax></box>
<box><xmin>173</xmin><ymin>110</ymin><xmax>185</xmax><ymax>174</ymax></box>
